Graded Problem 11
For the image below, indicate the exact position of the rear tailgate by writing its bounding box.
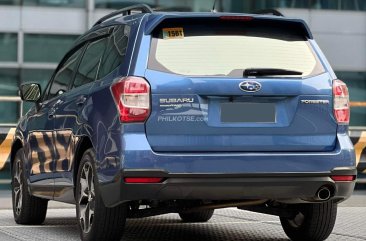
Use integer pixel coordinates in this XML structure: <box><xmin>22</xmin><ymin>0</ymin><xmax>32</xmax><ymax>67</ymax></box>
<box><xmin>144</xmin><ymin>16</ymin><xmax>336</xmax><ymax>152</ymax></box>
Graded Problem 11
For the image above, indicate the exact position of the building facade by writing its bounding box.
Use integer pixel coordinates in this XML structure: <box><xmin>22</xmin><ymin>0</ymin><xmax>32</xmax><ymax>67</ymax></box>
<box><xmin>0</xmin><ymin>0</ymin><xmax>365</xmax><ymax>173</ymax></box>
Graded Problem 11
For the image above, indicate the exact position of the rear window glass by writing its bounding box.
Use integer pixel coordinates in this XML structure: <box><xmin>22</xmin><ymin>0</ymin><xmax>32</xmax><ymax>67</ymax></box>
<box><xmin>148</xmin><ymin>19</ymin><xmax>324</xmax><ymax>78</ymax></box>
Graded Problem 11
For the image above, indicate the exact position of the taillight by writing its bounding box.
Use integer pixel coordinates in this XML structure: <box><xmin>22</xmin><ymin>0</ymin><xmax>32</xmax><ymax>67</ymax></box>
<box><xmin>332</xmin><ymin>79</ymin><xmax>350</xmax><ymax>124</ymax></box>
<box><xmin>111</xmin><ymin>76</ymin><xmax>150</xmax><ymax>122</ymax></box>
<box><xmin>220</xmin><ymin>16</ymin><xmax>253</xmax><ymax>21</ymax></box>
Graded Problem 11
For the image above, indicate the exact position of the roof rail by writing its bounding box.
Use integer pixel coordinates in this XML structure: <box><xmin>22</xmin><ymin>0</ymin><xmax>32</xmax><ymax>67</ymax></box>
<box><xmin>252</xmin><ymin>9</ymin><xmax>284</xmax><ymax>17</ymax></box>
<box><xmin>93</xmin><ymin>4</ymin><xmax>153</xmax><ymax>27</ymax></box>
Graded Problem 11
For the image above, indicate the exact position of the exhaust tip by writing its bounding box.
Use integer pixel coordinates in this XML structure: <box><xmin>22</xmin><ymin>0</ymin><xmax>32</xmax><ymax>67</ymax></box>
<box><xmin>315</xmin><ymin>186</ymin><xmax>334</xmax><ymax>201</ymax></box>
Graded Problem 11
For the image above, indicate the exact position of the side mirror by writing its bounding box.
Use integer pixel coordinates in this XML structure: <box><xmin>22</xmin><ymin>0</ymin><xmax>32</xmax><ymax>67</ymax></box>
<box><xmin>20</xmin><ymin>83</ymin><xmax>41</xmax><ymax>102</ymax></box>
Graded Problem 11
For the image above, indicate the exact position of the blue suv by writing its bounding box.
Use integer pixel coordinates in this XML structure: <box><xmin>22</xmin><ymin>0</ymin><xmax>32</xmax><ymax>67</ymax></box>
<box><xmin>11</xmin><ymin>4</ymin><xmax>356</xmax><ymax>241</ymax></box>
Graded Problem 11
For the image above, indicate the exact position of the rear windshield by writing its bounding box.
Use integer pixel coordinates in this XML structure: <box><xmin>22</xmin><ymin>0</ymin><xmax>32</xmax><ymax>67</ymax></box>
<box><xmin>148</xmin><ymin>19</ymin><xmax>324</xmax><ymax>78</ymax></box>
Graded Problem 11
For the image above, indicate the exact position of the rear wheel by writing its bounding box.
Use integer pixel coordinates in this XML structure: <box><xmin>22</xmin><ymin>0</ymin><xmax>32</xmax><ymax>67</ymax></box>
<box><xmin>76</xmin><ymin>148</ymin><xmax>127</xmax><ymax>241</ymax></box>
<box><xmin>12</xmin><ymin>148</ymin><xmax>48</xmax><ymax>224</ymax></box>
<box><xmin>179</xmin><ymin>209</ymin><xmax>214</xmax><ymax>222</ymax></box>
<box><xmin>280</xmin><ymin>201</ymin><xmax>337</xmax><ymax>241</ymax></box>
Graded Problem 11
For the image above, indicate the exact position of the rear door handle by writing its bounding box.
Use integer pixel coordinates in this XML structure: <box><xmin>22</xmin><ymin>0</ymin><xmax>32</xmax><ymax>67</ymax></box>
<box><xmin>76</xmin><ymin>96</ymin><xmax>87</xmax><ymax>107</ymax></box>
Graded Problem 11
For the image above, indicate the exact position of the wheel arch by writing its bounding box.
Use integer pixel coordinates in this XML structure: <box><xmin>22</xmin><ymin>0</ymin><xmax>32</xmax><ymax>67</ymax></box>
<box><xmin>10</xmin><ymin>138</ymin><xmax>23</xmax><ymax>172</ymax></box>
<box><xmin>73</xmin><ymin>136</ymin><xmax>94</xmax><ymax>194</ymax></box>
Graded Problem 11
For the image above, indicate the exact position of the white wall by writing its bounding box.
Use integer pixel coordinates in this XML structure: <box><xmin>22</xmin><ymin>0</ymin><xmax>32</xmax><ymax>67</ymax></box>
<box><xmin>0</xmin><ymin>6</ymin><xmax>86</xmax><ymax>34</ymax></box>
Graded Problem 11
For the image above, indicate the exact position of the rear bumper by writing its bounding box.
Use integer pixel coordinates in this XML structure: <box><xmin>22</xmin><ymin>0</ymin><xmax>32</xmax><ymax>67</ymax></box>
<box><xmin>100</xmin><ymin>168</ymin><xmax>356</xmax><ymax>207</ymax></box>
<box><xmin>97</xmin><ymin>125</ymin><xmax>356</xmax><ymax>207</ymax></box>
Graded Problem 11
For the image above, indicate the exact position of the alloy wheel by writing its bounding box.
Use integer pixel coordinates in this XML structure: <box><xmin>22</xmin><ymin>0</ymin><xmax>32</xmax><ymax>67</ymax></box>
<box><xmin>78</xmin><ymin>162</ymin><xmax>95</xmax><ymax>233</ymax></box>
<box><xmin>13</xmin><ymin>159</ymin><xmax>23</xmax><ymax>216</ymax></box>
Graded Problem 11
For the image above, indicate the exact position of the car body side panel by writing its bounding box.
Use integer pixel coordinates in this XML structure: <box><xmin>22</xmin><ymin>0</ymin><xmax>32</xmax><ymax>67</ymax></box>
<box><xmin>13</xmin><ymin>100</ymin><xmax>58</xmax><ymax>199</ymax></box>
<box><xmin>76</xmin><ymin>18</ymin><xmax>142</xmax><ymax>203</ymax></box>
<box><xmin>128</xmin><ymin>14</ymin><xmax>149</xmax><ymax>77</ymax></box>
<box><xmin>26</xmin><ymin>100</ymin><xmax>58</xmax><ymax>183</ymax></box>
<box><xmin>12</xmin><ymin>18</ymin><xmax>140</xmax><ymax>203</ymax></box>
<box><xmin>52</xmin><ymin>83</ymin><xmax>94</xmax><ymax>203</ymax></box>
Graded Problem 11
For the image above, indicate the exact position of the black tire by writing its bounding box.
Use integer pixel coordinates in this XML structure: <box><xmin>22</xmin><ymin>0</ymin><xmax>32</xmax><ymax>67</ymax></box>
<box><xmin>12</xmin><ymin>148</ymin><xmax>48</xmax><ymax>225</ymax></box>
<box><xmin>76</xmin><ymin>148</ymin><xmax>127</xmax><ymax>241</ymax></box>
<box><xmin>179</xmin><ymin>209</ymin><xmax>214</xmax><ymax>222</ymax></box>
<box><xmin>280</xmin><ymin>201</ymin><xmax>337</xmax><ymax>241</ymax></box>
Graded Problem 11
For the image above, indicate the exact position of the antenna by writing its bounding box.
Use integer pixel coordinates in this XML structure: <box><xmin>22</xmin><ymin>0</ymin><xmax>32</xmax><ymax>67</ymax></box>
<box><xmin>211</xmin><ymin>0</ymin><xmax>217</xmax><ymax>12</ymax></box>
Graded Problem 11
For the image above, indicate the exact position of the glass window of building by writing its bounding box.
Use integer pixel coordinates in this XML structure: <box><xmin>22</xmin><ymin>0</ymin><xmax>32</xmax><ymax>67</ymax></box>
<box><xmin>92</xmin><ymin>0</ymin><xmax>366</xmax><ymax>12</ymax></box>
<box><xmin>0</xmin><ymin>102</ymin><xmax>19</xmax><ymax>123</ymax></box>
<box><xmin>358</xmin><ymin>0</ymin><xmax>366</xmax><ymax>10</ymax></box>
<box><xmin>220</xmin><ymin>0</ymin><xmax>366</xmax><ymax>12</ymax></box>
<box><xmin>0</xmin><ymin>33</ymin><xmax>17</xmax><ymax>62</ymax></box>
<box><xmin>311</xmin><ymin>0</ymin><xmax>366</xmax><ymax>10</ymax></box>
<box><xmin>221</xmin><ymin>0</ymin><xmax>310</xmax><ymax>12</ymax></box>
<box><xmin>24</xmin><ymin>34</ymin><xmax>78</xmax><ymax>63</ymax></box>
<box><xmin>157</xmin><ymin>0</ymin><xmax>213</xmax><ymax>11</ymax></box>
<box><xmin>95</xmin><ymin>0</ymin><xmax>155</xmax><ymax>9</ymax></box>
<box><xmin>0</xmin><ymin>69</ymin><xmax>19</xmax><ymax>96</ymax></box>
<box><xmin>95</xmin><ymin>0</ymin><xmax>213</xmax><ymax>11</ymax></box>
<box><xmin>97</xmin><ymin>25</ymin><xmax>129</xmax><ymax>79</ymax></box>
<box><xmin>23</xmin><ymin>0</ymin><xmax>84</xmax><ymax>8</ymax></box>
<box><xmin>336</xmin><ymin>72</ymin><xmax>366</xmax><ymax>127</ymax></box>
<box><xmin>73</xmin><ymin>38</ymin><xmax>107</xmax><ymax>88</ymax></box>
<box><xmin>0</xmin><ymin>69</ymin><xmax>19</xmax><ymax>123</ymax></box>
<box><xmin>311</xmin><ymin>0</ymin><xmax>340</xmax><ymax>10</ymax></box>
<box><xmin>0</xmin><ymin>0</ymin><xmax>20</xmax><ymax>5</ymax></box>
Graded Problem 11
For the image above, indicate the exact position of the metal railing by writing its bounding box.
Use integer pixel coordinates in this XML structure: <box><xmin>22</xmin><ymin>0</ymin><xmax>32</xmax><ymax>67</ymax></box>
<box><xmin>0</xmin><ymin>96</ymin><xmax>23</xmax><ymax>127</ymax></box>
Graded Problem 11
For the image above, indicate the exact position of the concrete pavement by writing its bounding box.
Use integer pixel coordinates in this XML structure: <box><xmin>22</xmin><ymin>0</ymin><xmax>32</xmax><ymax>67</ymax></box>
<box><xmin>0</xmin><ymin>190</ymin><xmax>364</xmax><ymax>241</ymax></box>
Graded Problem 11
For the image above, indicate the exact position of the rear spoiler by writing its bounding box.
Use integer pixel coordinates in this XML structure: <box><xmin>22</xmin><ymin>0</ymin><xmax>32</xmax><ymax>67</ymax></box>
<box><xmin>144</xmin><ymin>13</ymin><xmax>313</xmax><ymax>39</ymax></box>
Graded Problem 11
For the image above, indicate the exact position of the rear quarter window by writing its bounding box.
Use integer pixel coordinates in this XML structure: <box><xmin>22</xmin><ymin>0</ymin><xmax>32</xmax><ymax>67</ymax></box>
<box><xmin>98</xmin><ymin>25</ymin><xmax>130</xmax><ymax>80</ymax></box>
<box><xmin>73</xmin><ymin>37</ymin><xmax>107</xmax><ymax>88</ymax></box>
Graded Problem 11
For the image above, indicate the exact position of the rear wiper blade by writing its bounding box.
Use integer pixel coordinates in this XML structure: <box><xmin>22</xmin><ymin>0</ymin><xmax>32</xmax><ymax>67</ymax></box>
<box><xmin>243</xmin><ymin>68</ymin><xmax>303</xmax><ymax>77</ymax></box>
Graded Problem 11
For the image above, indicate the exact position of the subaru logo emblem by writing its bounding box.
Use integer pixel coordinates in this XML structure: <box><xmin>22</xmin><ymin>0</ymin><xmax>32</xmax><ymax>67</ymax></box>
<box><xmin>239</xmin><ymin>81</ymin><xmax>261</xmax><ymax>92</ymax></box>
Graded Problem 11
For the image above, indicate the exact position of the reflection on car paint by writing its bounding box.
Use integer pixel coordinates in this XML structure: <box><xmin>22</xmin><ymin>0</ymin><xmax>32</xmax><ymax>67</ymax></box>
<box><xmin>26</xmin><ymin>130</ymin><xmax>78</xmax><ymax>174</ymax></box>
<box><xmin>29</xmin><ymin>131</ymin><xmax>54</xmax><ymax>174</ymax></box>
